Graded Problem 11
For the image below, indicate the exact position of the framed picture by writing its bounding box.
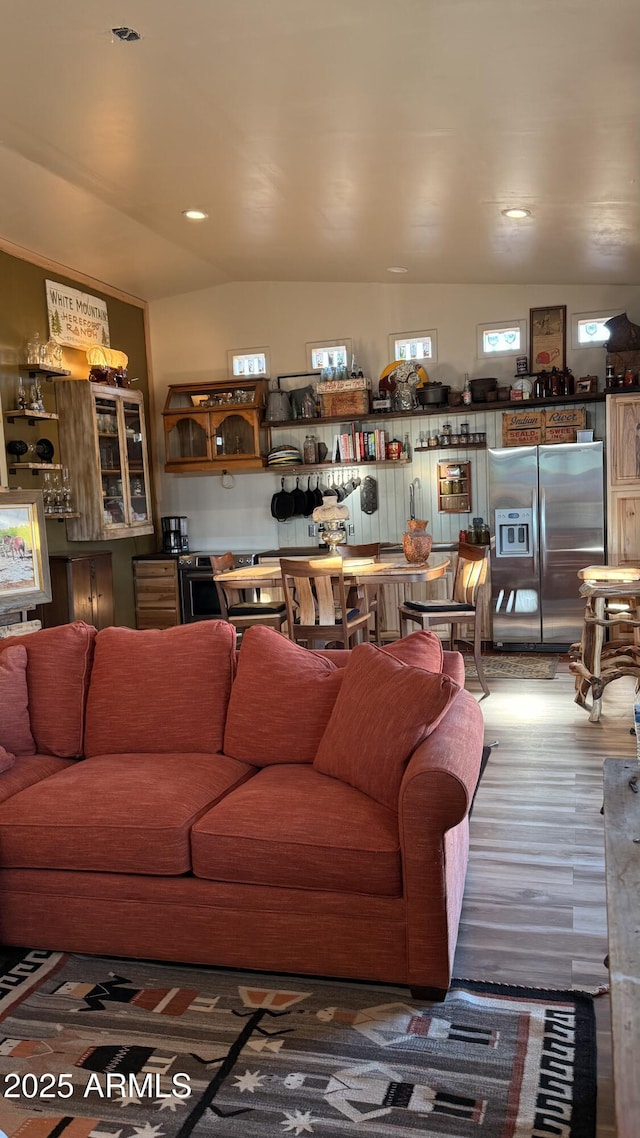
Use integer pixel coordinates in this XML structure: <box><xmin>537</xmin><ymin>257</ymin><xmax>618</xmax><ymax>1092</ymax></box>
<box><xmin>530</xmin><ymin>305</ymin><xmax>567</xmax><ymax>373</ymax></box>
<box><xmin>575</xmin><ymin>375</ymin><xmax>598</xmax><ymax>394</ymax></box>
<box><xmin>0</xmin><ymin>490</ymin><xmax>51</xmax><ymax>613</ymax></box>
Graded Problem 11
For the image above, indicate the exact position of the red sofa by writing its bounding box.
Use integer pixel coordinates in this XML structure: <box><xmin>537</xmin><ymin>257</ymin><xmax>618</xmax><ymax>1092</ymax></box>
<box><xmin>0</xmin><ymin>620</ymin><xmax>484</xmax><ymax>999</ymax></box>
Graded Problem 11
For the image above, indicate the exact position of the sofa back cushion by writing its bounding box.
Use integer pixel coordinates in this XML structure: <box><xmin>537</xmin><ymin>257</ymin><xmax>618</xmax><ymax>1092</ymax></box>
<box><xmin>0</xmin><ymin>644</ymin><xmax>35</xmax><ymax>756</ymax></box>
<box><xmin>0</xmin><ymin>623</ymin><xmax>95</xmax><ymax>757</ymax></box>
<box><xmin>224</xmin><ymin>626</ymin><xmax>344</xmax><ymax>765</ymax></box>
<box><xmin>314</xmin><ymin>642</ymin><xmax>460</xmax><ymax>809</ymax></box>
<box><xmin>84</xmin><ymin>621</ymin><xmax>236</xmax><ymax>757</ymax></box>
<box><xmin>383</xmin><ymin>629</ymin><xmax>444</xmax><ymax>672</ymax></box>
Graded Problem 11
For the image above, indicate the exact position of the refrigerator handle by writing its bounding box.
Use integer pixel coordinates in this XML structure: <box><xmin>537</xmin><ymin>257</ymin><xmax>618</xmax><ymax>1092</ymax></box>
<box><xmin>532</xmin><ymin>488</ymin><xmax>540</xmax><ymax>578</ymax></box>
<box><xmin>540</xmin><ymin>488</ymin><xmax>546</xmax><ymax>576</ymax></box>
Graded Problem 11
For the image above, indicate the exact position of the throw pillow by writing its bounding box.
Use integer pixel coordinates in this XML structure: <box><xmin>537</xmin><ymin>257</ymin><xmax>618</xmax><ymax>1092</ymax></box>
<box><xmin>224</xmin><ymin>625</ymin><xmax>344</xmax><ymax>764</ymax></box>
<box><xmin>383</xmin><ymin>629</ymin><xmax>444</xmax><ymax>672</ymax></box>
<box><xmin>84</xmin><ymin>621</ymin><xmax>237</xmax><ymax>757</ymax></box>
<box><xmin>314</xmin><ymin>642</ymin><xmax>460</xmax><ymax>809</ymax></box>
<box><xmin>0</xmin><ymin>746</ymin><xmax>16</xmax><ymax>772</ymax></box>
<box><xmin>0</xmin><ymin>621</ymin><xmax>96</xmax><ymax>758</ymax></box>
<box><xmin>0</xmin><ymin>644</ymin><xmax>36</xmax><ymax>756</ymax></box>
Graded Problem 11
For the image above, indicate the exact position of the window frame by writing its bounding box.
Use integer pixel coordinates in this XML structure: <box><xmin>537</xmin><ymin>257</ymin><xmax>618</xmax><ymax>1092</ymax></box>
<box><xmin>388</xmin><ymin>329</ymin><xmax>438</xmax><ymax>365</ymax></box>
<box><xmin>571</xmin><ymin>309</ymin><xmax>622</xmax><ymax>350</ymax></box>
<box><xmin>476</xmin><ymin>318</ymin><xmax>526</xmax><ymax>359</ymax></box>
<box><xmin>306</xmin><ymin>338</ymin><xmax>353</xmax><ymax>372</ymax></box>
<box><xmin>227</xmin><ymin>346</ymin><xmax>270</xmax><ymax>380</ymax></box>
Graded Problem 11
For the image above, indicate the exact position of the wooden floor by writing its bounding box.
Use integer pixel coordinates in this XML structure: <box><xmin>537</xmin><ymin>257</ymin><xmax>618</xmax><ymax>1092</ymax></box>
<box><xmin>455</xmin><ymin>660</ymin><xmax>637</xmax><ymax>1138</ymax></box>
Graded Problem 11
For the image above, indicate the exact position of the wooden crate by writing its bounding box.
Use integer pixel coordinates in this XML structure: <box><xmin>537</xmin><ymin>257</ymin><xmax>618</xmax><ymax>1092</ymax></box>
<box><xmin>502</xmin><ymin>409</ymin><xmax>545</xmax><ymax>446</ymax></box>
<box><xmin>502</xmin><ymin>406</ymin><xmax>587</xmax><ymax>446</ymax></box>
<box><xmin>319</xmin><ymin>389</ymin><xmax>370</xmax><ymax>417</ymax></box>
<box><xmin>543</xmin><ymin>406</ymin><xmax>586</xmax><ymax>443</ymax></box>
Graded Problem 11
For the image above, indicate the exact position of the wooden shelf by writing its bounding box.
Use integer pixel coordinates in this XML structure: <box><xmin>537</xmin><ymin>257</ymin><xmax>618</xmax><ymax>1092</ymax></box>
<box><xmin>415</xmin><ymin>443</ymin><xmax>486</xmax><ymax>453</ymax></box>
<box><xmin>21</xmin><ymin>365</ymin><xmax>71</xmax><ymax>379</ymax></box>
<box><xmin>8</xmin><ymin>462</ymin><xmax>63</xmax><ymax>472</ymax></box>
<box><xmin>45</xmin><ymin>513</ymin><xmax>81</xmax><ymax>521</ymax></box>
<box><xmin>268</xmin><ymin>459</ymin><xmax>411</xmax><ymax>473</ymax></box>
<box><xmin>4</xmin><ymin>409</ymin><xmax>59</xmax><ymax>423</ymax></box>
<box><xmin>268</xmin><ymin>391</ymin><xmax>605</xmax><ymax>428</ymax></box>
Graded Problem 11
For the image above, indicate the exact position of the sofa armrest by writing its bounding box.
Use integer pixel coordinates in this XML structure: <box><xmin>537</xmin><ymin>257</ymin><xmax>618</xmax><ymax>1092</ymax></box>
<box><xmin>398</xmin><ymin>688</ymin><xmax>484</xmax><ymax>989</ymax></box>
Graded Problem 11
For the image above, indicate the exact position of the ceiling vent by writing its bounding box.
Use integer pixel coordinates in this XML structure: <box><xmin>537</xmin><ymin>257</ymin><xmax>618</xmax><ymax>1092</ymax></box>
<box><xmin>111</xmin><ymin>27</ymin><xmax>142</xmax><ymax>42</ymax></box>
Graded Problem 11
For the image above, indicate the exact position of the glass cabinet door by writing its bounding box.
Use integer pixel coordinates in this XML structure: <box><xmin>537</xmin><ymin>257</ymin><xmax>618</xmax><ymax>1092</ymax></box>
<box><xmin>123</xmin><ymin>399</ymin><xmax>150</xmax><ymax>524</ymax></box>
<box><xmin>95</xmin><ymin>393</ymin><xmax>126</xmax><ymax>529</ymax></box>
<box><xmin>212</xmin><ymin>411</ymin><xmax>256</xmax><ymax>457</ymax></box>
<box><xmin>165</xmin><ymin>413</ymin><xmax>211</xmax><ymax>463</ymax></box>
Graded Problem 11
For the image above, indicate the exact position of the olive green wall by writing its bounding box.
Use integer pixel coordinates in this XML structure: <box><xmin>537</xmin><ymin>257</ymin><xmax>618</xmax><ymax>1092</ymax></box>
<box><xmin>0</xmin><ymin>248</ymin><xmax>156</xmax><ymax>626</ymax></box>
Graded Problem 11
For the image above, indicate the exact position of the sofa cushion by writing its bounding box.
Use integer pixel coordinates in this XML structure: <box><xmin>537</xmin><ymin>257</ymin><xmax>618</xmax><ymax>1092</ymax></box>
<box><xmin>314</xmin><ymin>643</ymin><xmax>460</xmax><ymax>809</ymax></box>
<box><xmin>384</xmin><ymin>629</ymin><xmax>444</xmax><ymax>672</ymax></box>
<box><xmin>0</xmin><ymin>754</ymin><xmax>75</xmax><ymax>805</ymax></box>
<box><xmin>0</xmin><ymin>644</ymin><xmax>35</xmax><ymax>756</ymax></box>
<box><xmin>0</xmin><ymin>746</ymin><xmax>16</xmax><ymax>772</ymax></box>
<box><xmin>84</xmin><ymin>621</ymin><xmax>236</xmax><ymax>758</ymax></box>
<box><xmin>192</xmin><ymin>764</ymin><xmax>401</xmax><ymax>895</ymax></box>
<box><xmin>0</xmin><ymin>622</ymin><xmax>96</xmax><ymax>758</ymax></box>
<box><xmin>0</xmin><ymin>752</ymin><xmax>255</xmax><ymax>875</ymax></box>
<box><xmin>224</xmin><ymin>626</ymin><xmax>344</xmax><ymax>765</ymax></box>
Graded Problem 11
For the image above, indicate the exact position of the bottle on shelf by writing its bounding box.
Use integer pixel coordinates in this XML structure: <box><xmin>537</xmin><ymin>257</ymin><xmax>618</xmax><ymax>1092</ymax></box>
<box><xmin>533</xmin><ymin>373</ymin><xmax>546</xmax><ymax>400</ymax></box>
<box><xmin>402</xmin><ymin>432</ymin><xmax>412</xmax><ymax>461</ymax></box>
<box><xmin>26</xmin><ymin>332</ymin><xmax>41</xmax><ymax>367</ymax></box>
<box><xmin>463</xmin><ymin>373</ymin><xmax>472</xmax><ymax>405</ymax></box>
<box><xmin>303</xmin><ymin>434</ymin><xmax>318</xmax><ymax>464</ymax></box>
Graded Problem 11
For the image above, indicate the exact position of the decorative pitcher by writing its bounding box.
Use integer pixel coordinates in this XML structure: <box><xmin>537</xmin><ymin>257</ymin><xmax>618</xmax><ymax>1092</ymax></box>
<box><xmin>402</xmin><ymin>518</ymin><xmax>433</xmax><ymax>564</ymax></box>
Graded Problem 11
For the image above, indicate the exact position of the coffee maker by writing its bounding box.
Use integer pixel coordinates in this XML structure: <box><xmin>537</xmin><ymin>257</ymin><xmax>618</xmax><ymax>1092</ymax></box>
<box><xmin>161</xmin><ymin>516</ymin><xmax>189</xmax><ymax>554</ymax></box>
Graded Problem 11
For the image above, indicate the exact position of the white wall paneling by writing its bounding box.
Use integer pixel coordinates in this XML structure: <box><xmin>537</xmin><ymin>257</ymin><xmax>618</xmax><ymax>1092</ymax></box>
<box><xmin>150</xmin><ymin>280</ymin><xmax>622</xmax><ymax>551</ymax></box>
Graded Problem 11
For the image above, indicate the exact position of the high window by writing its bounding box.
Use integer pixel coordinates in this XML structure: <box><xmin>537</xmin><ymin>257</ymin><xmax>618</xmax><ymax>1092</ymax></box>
<box><xmin>389</xmin><ymin>330</ymin><xmax>438</xmax><ymax>364</ymax></box>
<box><xmin>227</xmin><ymin>348</ymin><xmax>269</xmax><ymax>378</ymax></box>
<box><xmin>571</xmin><ymin>311</ymin><xmax>620</xmax><ymax>348</ymax></box>
<box><xmin>476</xmin><ymin>319</ymin><xmax>526</xmax><ymax>358</ymax></box>
<box><xmin>307</xmin><ymin>339</ymin><xmax>353</xmax><ymax>371</ymax></box>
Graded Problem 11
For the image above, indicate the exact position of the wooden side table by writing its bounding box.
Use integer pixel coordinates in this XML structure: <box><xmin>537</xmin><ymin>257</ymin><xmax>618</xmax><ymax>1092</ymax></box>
<box><xmin>569</xmin><ymin>575</ymin><xmax>640</xmax><ymax>722</ymax></box>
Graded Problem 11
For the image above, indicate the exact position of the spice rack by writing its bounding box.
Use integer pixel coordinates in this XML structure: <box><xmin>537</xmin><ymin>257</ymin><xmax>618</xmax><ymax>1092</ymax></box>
<box><xmin>437</xmin><ymin>459</ymin><xmax>472</xmax><ymax>514</ymax></box>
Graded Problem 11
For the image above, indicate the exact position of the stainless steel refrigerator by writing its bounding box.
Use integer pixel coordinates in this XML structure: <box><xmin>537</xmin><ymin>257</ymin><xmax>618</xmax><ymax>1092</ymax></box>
<box><xmin>488</xmin><ymin>442</ymin><xmax>605</xmax><ymax>646</ymax></box>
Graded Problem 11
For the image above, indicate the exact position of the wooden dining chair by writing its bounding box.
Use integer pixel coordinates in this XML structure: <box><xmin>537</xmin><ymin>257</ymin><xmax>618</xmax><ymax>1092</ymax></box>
<box><xmin>210</xmin><ymin>553</ymin><xmax>288</xmax><ymax>634</ymax></box>
<box><xmin>338</xmin><ymin>542</ymin><xmax>382</xmax><ymax>644</ymax></box>
<box><xmin>398</xmin><ymin>542</ymin><xmax>491</xmax><ymax>698</ymax></box>
<box><xmin>280</xmin><ymin>557</ymin><xmax>373</xmax><ymax>649</ymax></box>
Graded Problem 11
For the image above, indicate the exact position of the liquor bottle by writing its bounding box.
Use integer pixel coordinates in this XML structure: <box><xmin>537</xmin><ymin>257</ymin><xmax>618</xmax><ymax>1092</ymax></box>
<box><xmin>463</xmin><ymin>373</ymin><xmax>472</xmax><ymax>405</ymax></box>
<box><xmin>402</xmin><ymin>432</ymin><xmax>412</xmax><ymax>461</ymax></box>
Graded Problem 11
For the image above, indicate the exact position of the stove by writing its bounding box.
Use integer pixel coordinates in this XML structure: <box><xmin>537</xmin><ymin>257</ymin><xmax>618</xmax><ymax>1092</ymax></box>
<box><xmin>178</xmin><ymin>550</ymin><xmax>257</xmax><ymax>622</ymax></box>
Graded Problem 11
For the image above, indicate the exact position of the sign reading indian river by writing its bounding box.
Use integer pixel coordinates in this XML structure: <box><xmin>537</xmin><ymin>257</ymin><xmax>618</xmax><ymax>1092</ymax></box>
<box><xmin>46</xmin><ymin>280</ymin><xmax>110</xmax><ymax>351</ymax></box>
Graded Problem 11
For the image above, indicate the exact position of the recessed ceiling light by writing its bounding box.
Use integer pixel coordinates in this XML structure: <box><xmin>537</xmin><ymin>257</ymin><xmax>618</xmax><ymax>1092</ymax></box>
<box><xmin>501</xmin><ymin>207</ymin><xmax>532</xmax><ymax>219</ymax></box>
<box><xmin>387</xmin><ymin>266</ymin><xmax>408</xmax><ymax>273</ymax></box>
<box><xmin>182</xmin><ymin>209</ymin><xmax>209</xmax><ymax>221</ymax></box>
<box><xmin>111</xmin><ymin>26</ymin><xmax>142</xmax><ymax>42</ymax></box>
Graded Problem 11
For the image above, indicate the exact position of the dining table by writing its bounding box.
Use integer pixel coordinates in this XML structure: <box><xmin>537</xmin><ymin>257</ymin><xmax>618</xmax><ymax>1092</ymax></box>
<box><xmin>214</xmin><ymin>551</ymin><xmax>451</xmax><ymax>591</ymax></box>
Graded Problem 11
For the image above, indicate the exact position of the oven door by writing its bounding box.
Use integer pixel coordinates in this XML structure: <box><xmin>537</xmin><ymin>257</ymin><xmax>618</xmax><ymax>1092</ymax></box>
<box><xmin>180</xmin><ymin>569</ymin><xmax>222</xmax><ymax>623</ymax></box>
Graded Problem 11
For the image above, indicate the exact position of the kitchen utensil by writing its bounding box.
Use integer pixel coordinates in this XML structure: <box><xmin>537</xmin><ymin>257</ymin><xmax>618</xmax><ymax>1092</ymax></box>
<box><xmin>312</xmin><ymin>474</ymin><xmax>324</xmax><ymax>508</ymax></box>
<box><xmin>272</xmin><ymin>478</ymin><xmax>295</xmax><ymax>521</ymax></box>
<box><xmin>416</xmin><ymin>383</ymin><xmax>450</xmax><ymax>406</ymax></box>
<box><xmin>292</xmin><ymin>476</ymin><xmax>307</xmax><ymax>516</ymax></box>
<box><xmin>265</xmin><ymin>378</ymin><xmax>292</xmax><ymax>423</ymax></box>
<box><xmin>469</xmin><ymin>377</ymin><xmax>498</xmax><ymax>403</ymax></box>
<box><xmin>304</xmin><ymin>476</ymin><xmax>315</xmax><ymax>516</ymax></box>
<box><xmin>360</xmin><ymin>474</ymin><xmax>378</xmax><ymax>515</ymax></box>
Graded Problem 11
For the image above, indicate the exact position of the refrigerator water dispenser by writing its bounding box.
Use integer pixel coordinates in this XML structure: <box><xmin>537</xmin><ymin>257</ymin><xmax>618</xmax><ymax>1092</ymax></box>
<box><xmin>495</xmin><ymin>507</ymin><xmax>533</xmax><ymax>557</ymax></box>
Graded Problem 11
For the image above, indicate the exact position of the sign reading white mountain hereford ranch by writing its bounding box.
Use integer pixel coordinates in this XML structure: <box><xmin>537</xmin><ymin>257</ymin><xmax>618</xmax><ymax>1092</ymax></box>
<box><xmin>46</xmin><ymin>280</ymin><xmax>110</xmax><ymax>351</ymax></box>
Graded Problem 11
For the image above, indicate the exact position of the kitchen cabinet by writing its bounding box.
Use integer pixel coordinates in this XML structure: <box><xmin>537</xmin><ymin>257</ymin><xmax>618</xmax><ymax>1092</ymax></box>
<box><xmin>163</xmin><ymin>378</ymin><xmax>267</xmax><ymax>472</ymax></box>
<box><xmin>606</xmin><ymin>391</ymin><xmax>640</xmax><ymax>568</ymax></box>
<box><xmin>437</xmin><ymin>460</ymin><xmax>472</xmax><ymax>513</ymax></box>
<box><xmin>39</xmin><ymin>552</ymin><xmax>114</xmax><ymax>629</ymax></box>
<box><xmin>56</xmin><ymin>381</ymin><xmax>154</xmax><ymax>541</ymax></box>
<box><xmin>133</xmin><ymin>557</ymin><xmax>181</xmax><ymax>629</ymax></box>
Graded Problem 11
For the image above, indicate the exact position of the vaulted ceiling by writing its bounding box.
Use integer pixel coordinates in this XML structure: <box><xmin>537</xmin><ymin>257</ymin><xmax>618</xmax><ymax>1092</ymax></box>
<box><xmin>1</xmin><ymin>0</ymin><xmax>638</xmax><ymax>299</ymax></box>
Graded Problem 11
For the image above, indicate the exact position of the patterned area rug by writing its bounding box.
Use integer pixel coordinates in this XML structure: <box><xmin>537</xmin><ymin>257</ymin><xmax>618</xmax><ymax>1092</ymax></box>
<box><xmin>464</xmin><ymin>653</ymin><xmax>559</xmax><ymax>679</ymax></box>
<box><xmin>0</xmin><ymin>949</ymin><xmax>596</xmax><ymax>1137</ymax></box>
